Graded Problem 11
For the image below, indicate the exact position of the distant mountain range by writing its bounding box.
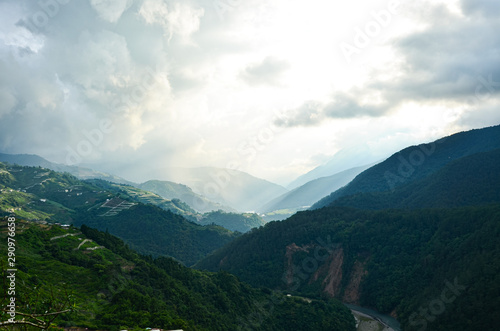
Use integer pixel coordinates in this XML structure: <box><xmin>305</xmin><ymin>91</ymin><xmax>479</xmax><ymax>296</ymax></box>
<box><xmin>259</xmin><ymin>164</ymin><xmax>372</xmax><ymax>218</ymax></box>
<box><xmin>286</xmin><ymin>145</ymin><xmax>384</xmax><ymax>190</ymax></box>
<box><xmin>145</xmin><ymin>166</ymin><xmax>288</xmax><ymax>212</ymax></box>
<box><xmin>0</xmin><ymin>161</ymin><xmax>238</xmax><ymax>265</ymax></box>
<box><xmin>0</xmin><ymin>153</ymin><xmax>265</xmax><ymax>214</ymax></box>
<box><xmin>0</xmin><ymin>153</ymin><xmax>290</xmax><ymax>213</ymax></box>
<box><xmin>138</xmin><ymin>179</ymin><xmax>234</xmax><ymax>213</ymax></box>
<box><xmin>0</xmin><ymin>153</ymin><xmax>134</xmax><ymax>185</ymax></box>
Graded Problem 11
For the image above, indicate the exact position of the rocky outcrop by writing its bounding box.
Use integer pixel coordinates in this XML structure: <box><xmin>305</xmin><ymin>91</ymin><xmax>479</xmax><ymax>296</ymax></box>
<box><xmin>318</xmin><ymin>247</ymin><xmax>344</xmax><ymax>297</ymax></box>
<box><xmin>342</xmin><ymin>259</ymin><xmax>368</xmax><ymax>304</ymax></box>
<box><xmin>284</xmin><ymin>243</ymin><xmax>314</xmax><ymax>286</ymax></box>
<box><xmin>284</xmin><ymin>242</ymin><xmax>368</xmax><ymax>303</ymax></box>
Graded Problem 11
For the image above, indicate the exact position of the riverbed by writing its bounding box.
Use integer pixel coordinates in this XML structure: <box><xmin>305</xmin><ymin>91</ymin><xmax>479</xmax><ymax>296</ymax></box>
<box><xmin>344</xmin><ymin>303</ymin><xmax>401</xmax><ymax>331</ymax></box>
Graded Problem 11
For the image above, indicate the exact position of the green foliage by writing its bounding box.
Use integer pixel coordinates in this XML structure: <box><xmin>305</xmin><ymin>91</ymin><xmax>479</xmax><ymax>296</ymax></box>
<box><xmin>86</xmin><ymin>179</ymin><xmax>199</xmax><ymax>220</ymax></box>
<box><xmin>0</xmin><ymin>162</ymin><xmax>240</xmax><ymax>266</ymax></box>
<box><xmin>200</xmin><ymin>210</ymin><xmax>266</xmax><ymax>233</ymax></box>
<box><xmin>0</xmin><ymin>220</ymin><xmax>355</xmax><ymax>330</ymax></box>
<box><xmin>196</xmin><ymin>204</ymin><xmax>500</xmax><ymax>331</ymax></box>
<box><xmin>314</xmin><ymin>124</ymin><xmax>500</xmax><ymax>208</ymax></box>
<box><xmin>331</xmin><ymin>148</ymin><xmax>500</xmax><ymax>210</ymax></box>
<box><xmin>138</xmin><ymin>179</ymin><xmax>230</xmax><ymax>214</ymax></box>
<box><xmin>74</xmin><ymin>204</ymin><xmax>238</xmax><ymax>266</ymax></box>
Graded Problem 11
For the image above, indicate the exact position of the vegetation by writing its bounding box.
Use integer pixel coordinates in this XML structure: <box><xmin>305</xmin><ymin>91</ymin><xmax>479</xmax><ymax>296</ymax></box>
<box><xmin>88</xmin><ymin>180</ymin><xmax>267</xmax><ymax>233</ymax></box>
<box><xmin>196</xmin><ymin>204</ymin><xmax>500</xmax><ymax>331</ymax></box>
<box><xmin>138</xmin><ymin>179</ymin><xmax>232</xmax><ymax>213</ymax></box>
<box><xmin>0</xmin><ymin>219</ymin><xmax>356</xmax><ymax>330</ymax></box>
<box><xmin>200</xmin><ymin>210</ymin><xmax>266</xmax><ymax>233</ymax></box>
<box><xmin>0</xmin><ymin>162</ymin><xmax>239</xmax><ymax>266</ymax></box>
<box><xmin>330</xmin><ymin>148</ymin><xmax>500</xmax><ymax>210</ymax></box>
<box><xmin>313</xmin><ymin>124</ymin><xmax>500</xmax><ymax>208</ymax></box>
<box><xmin>74</xmin><ymin>204</ymin><xmax>238</xmax><ymax>266</ymax></box>
<box><xmin>86</xmin><ymin>178</ymin><xmax>200</xmax><ymax>221</ymax></box>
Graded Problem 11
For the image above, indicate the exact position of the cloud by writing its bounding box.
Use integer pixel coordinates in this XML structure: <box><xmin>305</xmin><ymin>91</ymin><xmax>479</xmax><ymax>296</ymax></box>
<box><xmin>274</xmin><ymin>100</ymin><xmax>323</xmax><ymax>127</ymax></box>
<box><xmin>240</xmin><ymin>56</ymin><xmax>290</xmax><ymax>86</ymax></box>
<box><xmin>1</xmin><ymin>0</ymin><xmax>500</xmax><ymax>184</ymax></box>
<box><xmin>461</xmin><ymin>0</ymin><xmax>500</xmax><ymax>18</ymax></box>
<box><xmin>275</xmin><ymin>92</ymin><xmax>390</xmax><ymax>127</ymax></box>
<box><xmin>90</xmin><ymin>0</ymin><xmax>133</xmax><ymax>23</ymax></box>
<box><xmin>382</xmin><ymin>6</ymin><xmax>500</xmax><ymax>104</ymax></box>
<box><xmin>277</xmin><ymin>2</ymin><xmax>500</xmax><ymax>128</ymax></box>
<box><xmin>0</xmin><ymin>0</ymin><xmax>176</xmax><ymax>163</ymax></box>
<box><xmin>138</xmin><ymin>0</ymin><xmax>204</xmax><ymax>43</ymax></box>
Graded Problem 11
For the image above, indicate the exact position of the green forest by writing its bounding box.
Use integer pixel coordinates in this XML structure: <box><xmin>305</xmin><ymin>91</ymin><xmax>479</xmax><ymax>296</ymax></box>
<box><xmin>0</xmin><ymin>219</ymin><xmax>355</xmax><ymax>330</ymax></box>
<box><xmin>196</xmin><ymin>204</ymin><xmax>500</xmax><ymax>330</ymax></box>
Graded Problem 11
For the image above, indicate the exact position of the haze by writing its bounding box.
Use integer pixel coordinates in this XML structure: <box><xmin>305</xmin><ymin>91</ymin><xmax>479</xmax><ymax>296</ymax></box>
<box><xmin>1</xmin><ymin>0</ymin><xmax>499</xmax><ymax>185</ymax></box>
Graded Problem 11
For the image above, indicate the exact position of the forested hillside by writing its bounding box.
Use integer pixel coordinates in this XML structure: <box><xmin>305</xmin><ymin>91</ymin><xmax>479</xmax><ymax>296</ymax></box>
<box><xmin>138</xmin><ymin>179</ymin><xmax>233</xmax><ymax>213</ymax></box>
<box><xmin>330</xmin><ymin>148</ymin><xmax>500</xmax><ymax>210</ymax></box>
<box><xmin>74</xmin><ymin>204</ymin><xmax>237</xmax><ymax>266</ymax></box>
<box><xmin>0</xmin><ymin>219</ymin><xmax>355</xmax><ymax>330</ymax></box>
<box><xmin>197</xmin><ymin>204</ymin><xmax>500</xmax><ymax>330</ymax></box>
<box><xmin>313</xmin><ymin>124</ymin><xmax>500</xmax><ymax>208</ymax></box>
<box><xmin>0</xmin><ymin>162</ymin><xmax>238</xmax><ymax>265</ymax></box>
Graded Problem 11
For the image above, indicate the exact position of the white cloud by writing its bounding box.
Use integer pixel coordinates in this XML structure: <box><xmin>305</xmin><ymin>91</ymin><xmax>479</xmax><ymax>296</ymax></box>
<box><xmin>90</xmin><ymin>0</ymin><xmax>133</xmax><ymax>23</ymax></box>
<box><xmin>0</xmin><ymin>0</ymin><xmax>499</xmax><ymax>184</ymax></box>
<box><xmin>139</xmin><ymin>0</ymin><xmax>204</xmax><ymax>43</ymax></box>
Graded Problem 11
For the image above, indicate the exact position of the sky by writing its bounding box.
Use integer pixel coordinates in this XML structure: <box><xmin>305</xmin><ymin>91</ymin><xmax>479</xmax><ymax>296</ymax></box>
<box><xmin>1</xmin><ymin>0</ymin><xmax>500</xmax><ymax>185</ymax></box>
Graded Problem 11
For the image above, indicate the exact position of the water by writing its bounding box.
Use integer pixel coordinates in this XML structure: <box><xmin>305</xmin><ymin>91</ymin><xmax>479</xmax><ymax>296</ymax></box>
<box><xmin>344</xmin><ymin>303</ymin><xmax>401</xmax><ymax>331</ymax></box>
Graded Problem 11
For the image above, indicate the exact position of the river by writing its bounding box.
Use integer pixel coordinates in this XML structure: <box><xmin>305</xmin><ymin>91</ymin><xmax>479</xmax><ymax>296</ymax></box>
<box><xmin>344</xmin><ymin>303</ymin><xmax>401</xmax><ymax>331</ymax></box>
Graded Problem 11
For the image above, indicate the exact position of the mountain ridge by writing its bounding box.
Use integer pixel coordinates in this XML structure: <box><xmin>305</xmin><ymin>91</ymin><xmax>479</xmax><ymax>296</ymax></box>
<box><xmin>145</xmin><ymin>166</ymin><xmax>288</xmax><ymax>212</ymax></box>
<box><xmin>313</xmin><ymin>124</ymin><xmax>500</xmax><ymax>209</ymax></box>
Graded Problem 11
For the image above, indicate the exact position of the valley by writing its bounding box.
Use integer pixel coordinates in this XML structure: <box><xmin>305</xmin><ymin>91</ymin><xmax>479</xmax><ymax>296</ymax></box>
<box><xmin>1</xmin><ymin>124</ymin><xmax>500</xmax><ymax>330</ymax></box>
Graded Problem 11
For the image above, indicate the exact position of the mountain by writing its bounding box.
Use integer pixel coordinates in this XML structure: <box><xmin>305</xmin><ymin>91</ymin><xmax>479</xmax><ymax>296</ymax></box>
<box><xmin>330</xmin><ymin>148</ymin><xmax>500</xmax><ymax>210</ymax></box>
<box><xmin>0</xmin><ymin>153</ymin><xmax>134</xmax><ymax>185</ymax></box>
<box><xmin>196</xmin><ymin>204</ymin><xmax>500</xmax><ymax>331</ymax></box>
<box><xmin>196</xmin><ymin>125</ymin><xmax>500</xmax><ymax>331</ymax></box>
<box><xmin>87</xmin><ymin>178</ymin><xmax>199</xmax><ymax>218</ymax></box>
<box><xmin>88</xmin><ymin>179</ymin><xmax>266</xmax><ymax>233</ymax></box>
<box><xmin>260</xmin><ymin>164</ymin><xmax>372</xmax><ymax>218</ymax></box>
<box><xmin>145</xmin><ymin>166</ymin><xmax>288</xmax><ymax>212</ymax></box>
<box><xmin>200</xmin><ymin>210</ymin><xmax>266</xmax><ymax>233</ymax></box>
<box><xmin>0</xmin><ymin>153</ymin><xmax>245</xmax><ymax>216</ymax></box>
<box><xmin>0</xmin><ymin>161</ymin><xmax>238</xmax><ymax>266</ymax></box>
<box><xmin>0</xmin><ymin>219</ymin><xmax>355</xmax><ymax>330</ymax></box>
<box><xmin>287</xmin><ymin>146</ymin><xmax>383</xmax><ymax>190</ymax></box>
<box><xmin>313</xmin><ymin>124</ymin><xmax>500</xmax><ymax>209</ymax></box>
<box><xmin>138</xmin><ymin>179</ymin><xmax>234</xmax><ymax>213</ymax></box>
